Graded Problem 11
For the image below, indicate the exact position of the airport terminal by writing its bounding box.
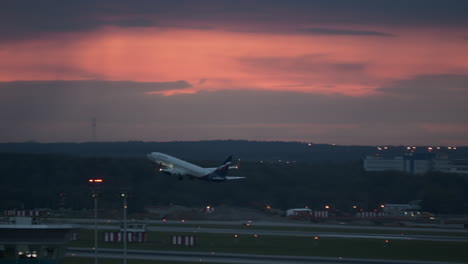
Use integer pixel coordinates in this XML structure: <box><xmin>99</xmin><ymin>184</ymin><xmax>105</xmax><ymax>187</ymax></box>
<box><xmin>0</xmin><ymin>213</ymin><xmax>76</xmax><ymax>263</ymax></box>
<box><xmin>364</xmin><ymin>152</ymin><xmax>468</xmax><ymax>175</ymax></box>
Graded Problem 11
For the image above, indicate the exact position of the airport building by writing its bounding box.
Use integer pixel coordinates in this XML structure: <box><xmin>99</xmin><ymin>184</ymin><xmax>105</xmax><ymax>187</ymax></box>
<box><xmin>383</xmin><ymin>203</ymin><xmax>422</xmax><ymax>217</ymax></box>
<box><xmin>0</xmin><ymin>216</ymin><xmax>77</xmax><ymax>263</ymax></box>
<box><xmin>364</xmin><ymin>153</ymin><xmax>468</xmax><ymax>175</ymax></box>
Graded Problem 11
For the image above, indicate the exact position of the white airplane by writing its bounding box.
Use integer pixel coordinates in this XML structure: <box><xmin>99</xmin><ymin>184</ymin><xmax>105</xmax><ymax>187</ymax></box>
<box><xmin>147</xmin><ymin>152</ymin><xmax>246</xmax><ymax>182</ymax></box>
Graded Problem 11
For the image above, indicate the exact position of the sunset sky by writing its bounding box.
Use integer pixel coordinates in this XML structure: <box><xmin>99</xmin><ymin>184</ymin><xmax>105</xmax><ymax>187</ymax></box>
<box><xmin>1</xmin><ymin>0</ymin><xmax>468</xmax><ymax>145</ymax></box>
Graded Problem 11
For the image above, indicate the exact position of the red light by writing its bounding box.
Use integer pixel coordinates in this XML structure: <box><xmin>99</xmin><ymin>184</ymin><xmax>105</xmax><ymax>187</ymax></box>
<box><xmin>162</xmin><ymin>219</ymin><xmax>166</xmax><ymax>222</ymax></box>
<box><xmin>234</xmin><ymin>234</ymin><xmax>238</xmax><ymax>238</ymax></box>
<box><xmin>385</xmin><ymin>240</ymin><xmax>389</xmax><ymax>243</ymax></box>
<box><xmin>181</xmin><ymin>219</ymin><xmax>185</xmax><ymax>222</ymax></box>
<box><xmin>253</xmin><ymin>234</ymin><xmax>258</xmax><ymax>237</ymax></box>
<box><xmin>314</xmin><ymin>236</ymin><xmax>319</xmax><ymax>240</ymax></box>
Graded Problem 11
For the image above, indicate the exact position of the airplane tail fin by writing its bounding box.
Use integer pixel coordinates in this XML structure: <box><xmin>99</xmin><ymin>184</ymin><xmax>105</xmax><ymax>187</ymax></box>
<box><xmin>215</xmin><ymin>155</ymin><xmax>232</xmax><ymax>177</ymax></box>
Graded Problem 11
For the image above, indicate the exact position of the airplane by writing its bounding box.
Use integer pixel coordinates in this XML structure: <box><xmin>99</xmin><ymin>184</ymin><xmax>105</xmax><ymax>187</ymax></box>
<box><xmin>147</xmin><ymin>152</ymin><xmax>246</xmax><ymax>182</ymax></box>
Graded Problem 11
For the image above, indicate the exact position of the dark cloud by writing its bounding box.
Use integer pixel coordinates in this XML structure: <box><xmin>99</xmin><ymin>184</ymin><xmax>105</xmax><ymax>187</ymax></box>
<box><xmin>377</xmin><ymin>74</ymin><xmax>468</xmax><ymax>98</ymax></box>
<box><xmin>1</xmin><ymin>75</ymin><xmax>467</xmax><ymax>144</ymax></box>
<box><xmin>110</xmin><ymin>18</ymin><xmax>156</xmax><ymax>28</ymax></box>
<box><xmin>0</xmin><ymin>79</ymin><xmax>192</xmax><ymax>141</ymax></box>
<box><xmin>1</xmin><ymin>1</ymin><xmax>467</xmax><ymax>42</ymax></box>
<box><xmin>0</xmin><ymin>80</ymin><xmax>191</xmax><ymax>113</ymax></box>
<box><xmin>0</xmin><ymin>80</ymin><xmax>191</xmax><ymax>95</ymax></box>
<box><xmin>300</xmin><ymin>28</ymin><xmax>394</xmax><ymax>37</ymax></box>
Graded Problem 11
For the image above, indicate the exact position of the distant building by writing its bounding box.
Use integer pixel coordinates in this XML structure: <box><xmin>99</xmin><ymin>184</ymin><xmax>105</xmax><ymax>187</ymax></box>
<box><xmin>363</xmin><ymin>156</ymin><xmax>406</xmax><ymax>172</ymax></box>
<box><xmin>285</xmin><ymin>208</ymin><xmax>328</xmax><ymax>220</ymax></box>
<box><xmin>433</xmin><ymin>159</ymin><xmax>468</xmax><ymax>174</ymax></box>
<box><xmin>383</xmin><ymin>203</ymin><xmax>422</xmax><ymax>217</ymax></box>
<box><xmin>0</xmin><ymin>216</ymin><xmax>77</xmax><ymax>263</ymax></box>
<box><xmin>364</xmin><ymin>153</ymin><xmax>468</xmax><ymax>175</ymax></box>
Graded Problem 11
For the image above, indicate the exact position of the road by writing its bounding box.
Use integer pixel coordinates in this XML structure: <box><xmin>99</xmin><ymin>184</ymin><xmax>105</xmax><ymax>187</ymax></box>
<box><xmin>67</xmin><ymin>247</ymin><xmax>467</xmax><ymax>264</ymax></box>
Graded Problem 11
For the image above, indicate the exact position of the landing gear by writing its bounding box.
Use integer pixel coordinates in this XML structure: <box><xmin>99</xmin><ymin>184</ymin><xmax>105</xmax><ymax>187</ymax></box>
<box><xmin>153</xmin><ymin>162</ymin><xmax>163</xmax><ymax>172</ymax></box>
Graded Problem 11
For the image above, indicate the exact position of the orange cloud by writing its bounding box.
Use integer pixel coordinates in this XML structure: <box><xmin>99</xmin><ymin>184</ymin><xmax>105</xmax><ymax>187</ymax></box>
<box><xmin>1</xmin><ymin>25</ymin><xmax>467</xmax><ymax>96</ymax></box>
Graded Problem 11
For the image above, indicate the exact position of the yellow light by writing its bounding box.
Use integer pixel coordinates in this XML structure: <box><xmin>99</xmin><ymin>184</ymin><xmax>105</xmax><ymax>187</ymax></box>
<box><xmin>325</xmin><ymin>205</ymin><xmax>330</xmax><ymax>209</ymax></box>
<box><xmin>352</xmin><ymin>205</ymin><xmax>357</xmax><ymax>209</ymax></box>
<box><xmin>380</xmin><ymin>204</ymin><xmax>385</xmax><ymax>208</ymax></box>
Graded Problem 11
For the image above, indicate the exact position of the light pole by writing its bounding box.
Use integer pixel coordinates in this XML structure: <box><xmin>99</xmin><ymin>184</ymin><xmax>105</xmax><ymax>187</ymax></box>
<box><xmin>88</xmin><ymin>178</ymin><xmax>103</xmax><ymax>264</ymax></box>
<box><xmin>121</xmin><ymin>193</ymin><xmax>128</xmax><ymax>264</ymax></box>
<box><xmin>93</xmin><ymin>193</ymin><xmax>98</xmax><ymax>264</ymax></box>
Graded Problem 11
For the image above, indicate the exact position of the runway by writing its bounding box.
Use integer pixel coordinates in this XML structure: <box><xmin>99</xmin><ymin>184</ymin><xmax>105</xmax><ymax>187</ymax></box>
<box><xmin>146</xmin><ymin>226</ymin><xmax>468</xmax><ymax>242</ymax></box>
<box><xmin>75</xmin><ymin>224</ymin><xmax>468</xmax><ymax>243</ymax></box>
<box><xmin>67</xmin><ymin>247</ymin><xmax>466</xmax><ymax>264</ymax></box>
<box><xmin>50</xmin><ymin>218</ymin><xmax>468</xmax><ymax>234</ymax></box>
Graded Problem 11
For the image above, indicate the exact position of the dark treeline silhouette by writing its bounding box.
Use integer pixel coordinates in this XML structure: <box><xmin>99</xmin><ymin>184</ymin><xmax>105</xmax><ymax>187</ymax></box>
<box><xmin>2</xmin><ymin>140</ymin><xmax>467</xmax><ymax>161</ymax></box>
<box><xmin>1</xmin><ymin>151</ymin><xmax>466</xmax><ymax>215</ymax></box>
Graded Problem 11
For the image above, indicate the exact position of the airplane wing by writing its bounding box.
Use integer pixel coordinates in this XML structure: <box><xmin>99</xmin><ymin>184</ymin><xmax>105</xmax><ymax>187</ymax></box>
<box><xmin>225</xmin><ymin>176</ymin><xmax>246</xmax><ymax>180</ymax></box>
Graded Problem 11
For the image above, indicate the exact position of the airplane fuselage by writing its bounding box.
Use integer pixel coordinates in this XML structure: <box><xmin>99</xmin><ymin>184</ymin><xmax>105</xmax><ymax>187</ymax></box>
<box><xmin>147</xmin><ymin>152</ymin><xmax>224</xmax><ymax>181</ymax></box>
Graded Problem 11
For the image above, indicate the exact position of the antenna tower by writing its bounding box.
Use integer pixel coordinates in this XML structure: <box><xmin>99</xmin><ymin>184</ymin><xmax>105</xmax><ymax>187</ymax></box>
<box><xmin>92</xmin><ymin>117</ymin><xmax>97</xmax><ymax>142</ymax></box>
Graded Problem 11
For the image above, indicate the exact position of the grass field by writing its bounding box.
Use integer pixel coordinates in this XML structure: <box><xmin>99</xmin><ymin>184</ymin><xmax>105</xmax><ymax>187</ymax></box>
<box><xmin>67</xmin><ymin>229</ymin><xmax>468</xmax><ymax>263</ymax></box>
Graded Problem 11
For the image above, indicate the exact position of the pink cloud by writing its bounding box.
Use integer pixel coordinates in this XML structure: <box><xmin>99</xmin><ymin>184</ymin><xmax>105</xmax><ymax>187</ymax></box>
<box><xmin>1</xmin><ymin>25</ymin><xmax>467</xmax><ymax>97</ymax></box>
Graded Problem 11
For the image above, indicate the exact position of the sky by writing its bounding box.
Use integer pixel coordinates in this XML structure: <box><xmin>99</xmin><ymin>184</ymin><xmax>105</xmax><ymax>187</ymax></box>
<box><xmin>1</xmin><ymin>0</ymin><xmax>468</xmax><ymax>146</ymax></box>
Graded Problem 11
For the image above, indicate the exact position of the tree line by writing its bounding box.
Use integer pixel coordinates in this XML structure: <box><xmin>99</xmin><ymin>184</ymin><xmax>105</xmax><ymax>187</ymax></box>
<box><xmin>0</xmin><ymin>152</ymin><xmax>466</xmax><ymax>215</ymax></box>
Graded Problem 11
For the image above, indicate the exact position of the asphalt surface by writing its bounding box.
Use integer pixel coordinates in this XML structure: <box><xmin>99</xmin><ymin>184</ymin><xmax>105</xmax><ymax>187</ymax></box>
<box><xmin>71</xmin><ymin>222</ymin><xmax>468</xmax><ymax>242</ymax></box>
<box><xmin>50</xmin><ymin>218</ymin><xmax>468</xmax><ymax>234</ymax></box>
<box><xmin>67</xmin><ymin>247</ymin><xmax>468</xmax><ymax>264</ymax></box>
<box><xmin>143</xmin><ymin>226</ymin><xmax>468</xmax><ymax>242</ymax></box>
